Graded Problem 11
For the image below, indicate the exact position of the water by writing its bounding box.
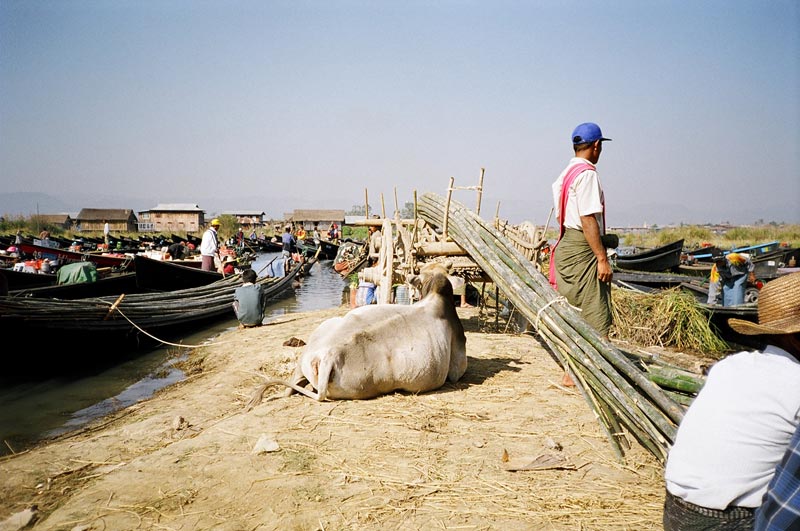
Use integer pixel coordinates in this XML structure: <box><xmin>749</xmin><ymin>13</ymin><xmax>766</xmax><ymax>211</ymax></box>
<box><xmin>0</xmin><ymin>253</ymin><xmax>347</xmax><ymax>456</ymax></box>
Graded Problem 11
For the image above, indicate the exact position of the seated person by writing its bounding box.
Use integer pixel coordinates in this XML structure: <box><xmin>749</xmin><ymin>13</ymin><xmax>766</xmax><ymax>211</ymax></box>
<box><xmin>232</xmin><ymin>269</ymin><xmax>265</xmax><ymax>328</ymax></box>
<box><xmin>220</xmin><ymin>255</ymin><xmax>236</xmax><ymax>276</ymax></box>
<box><xmin>663</xmin><ymin>272</ymin><xmax>800</xmax><ymax>530</ymax></box>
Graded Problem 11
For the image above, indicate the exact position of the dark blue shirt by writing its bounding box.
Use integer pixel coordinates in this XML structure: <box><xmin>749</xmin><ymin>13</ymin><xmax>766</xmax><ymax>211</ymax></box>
<box><xmin>755</xmin><ymin>422</ymin><xmax>800</xmax><ymax>530</ymax></box>
<box><xmin>281</xmin><ymin>232</ymin><xmax>295</xmax><ymax>252</ymax></box>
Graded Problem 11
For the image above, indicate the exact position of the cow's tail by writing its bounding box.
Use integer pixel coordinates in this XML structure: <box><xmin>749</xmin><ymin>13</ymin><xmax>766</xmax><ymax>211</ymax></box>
<box><xmin>244</xmin><ymin>375</ymin><xmax>322</xmax><ymax>411</ymax></box>
<box><xmin>313</xmin><ymin>356</ymin><xmax>334</xmax><ymax>402</ymax></box>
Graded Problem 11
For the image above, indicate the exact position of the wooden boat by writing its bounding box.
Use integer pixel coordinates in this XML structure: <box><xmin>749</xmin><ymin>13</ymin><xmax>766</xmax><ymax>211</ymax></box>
<box><xmin>0</xmin><ymin>268</ymin><xmax>57</xmax><ymax>290</ymax></box>
<box><xmin>689</xmin><ymin>241</ymin><xmax>781</xmax><ymax>262</ymax></box>
<box><xmin>613</xmin><ymin>270</ymin><xmax>694</xmax><ymax>290</ymax></box>
<box><xmin>0</xmin><ymin>262</ymin><xmax>301</xmax><ymax>339</ymax></box>
<box><xmin>332</xmin><ymin>241</ymin><xmax>368</xmax><ymax>277</ymax></box>
<box><xmin>9</xmin><ymin>272</ymin><xmax>138</xmax><ymax>299</ymax></box>
<box><xmin>614</xmin><ymin>239</ymin><xmax>684</xmax><ymax>272</ymax></box>
<box><xmin>317</xmin><ymin>239</ymin><xmax>340</xmax><ymax>260</ymax></box>
<box><xmin>18</xmin><ymin>242</ymin><xmax>134</xmax><ymax>270</ymax></box>
<box><xmin>134</xmin><ymin>255</ymin><xmax>224</xmax><ymax>291</ymax></box>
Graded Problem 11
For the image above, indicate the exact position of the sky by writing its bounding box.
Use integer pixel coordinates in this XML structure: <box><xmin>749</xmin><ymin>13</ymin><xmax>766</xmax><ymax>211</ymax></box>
<box><xmin>1</xmin><ymin>0</ymin><xmax>798</xmax><ymax>227</ymax></box>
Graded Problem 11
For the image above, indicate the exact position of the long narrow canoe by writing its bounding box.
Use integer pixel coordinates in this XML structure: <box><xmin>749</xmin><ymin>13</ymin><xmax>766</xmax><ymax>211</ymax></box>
<box><xmin>134</xmin><ymin>255</ymin><xmax>224</xmax><ymax>291</ymax></box>
<box><xmin>18</xmin><ymin>242</ymin><xmax>133</xmax><ymax>270</ymax></box>
<box><xmin>614</xmin><ymin>239</ymin><xmax>684</xmax><ymax>272</ymax></box>
<box><xmin>0</xmin><ymin>262</ymin><xmax>301</xmax><ymax>337</ymax></box>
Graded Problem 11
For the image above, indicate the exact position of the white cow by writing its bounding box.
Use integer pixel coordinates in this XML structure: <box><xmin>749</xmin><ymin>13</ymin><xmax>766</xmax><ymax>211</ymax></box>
<box><xmin>245</xmin><ymin>271</ymin><xmax>467</xmax><ymax>407</ymax></box>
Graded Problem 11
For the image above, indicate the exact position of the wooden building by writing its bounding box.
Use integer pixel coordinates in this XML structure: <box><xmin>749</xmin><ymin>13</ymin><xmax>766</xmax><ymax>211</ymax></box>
<box><xmin>283</xmin><ymin>209</ymin><xmax>346</xmax><ymax>232</ymax></box>
<box><xmin>137</xmin><ymin>204</ymin><xmax>206</xmax><ymax>233</ymax></box>
<box><xmin>31</xmin><ymin>213</ymin><xmax>74</xmax><ymax>230</ymax></box>
<box><xmin>219</xmin><ymin>211</ymin><xmax>267</xmax><ymax>231</ymax></box>
<box><xmin>75</xmin><ymin>208</ymin><xmax>138</xmax><ymax>233</ymax></box>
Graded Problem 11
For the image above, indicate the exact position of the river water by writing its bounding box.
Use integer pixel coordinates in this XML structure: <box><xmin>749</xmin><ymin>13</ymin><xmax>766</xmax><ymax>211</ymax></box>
<box><xmin>0</xmin><ymin>253</ymin><xmax>348</xmax><ymax>457</ymax></box>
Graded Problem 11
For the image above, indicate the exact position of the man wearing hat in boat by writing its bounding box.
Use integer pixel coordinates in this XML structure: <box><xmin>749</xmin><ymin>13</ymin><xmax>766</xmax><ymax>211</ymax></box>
<box><xmin>200</xmin><ymin>218</ymin><xmax>222</xmax><ymax>272</ymax></box>
<box><xmin>663</xmin><ymin>272</ymin><xmax>800</xmax><ymax>530</ymax></box>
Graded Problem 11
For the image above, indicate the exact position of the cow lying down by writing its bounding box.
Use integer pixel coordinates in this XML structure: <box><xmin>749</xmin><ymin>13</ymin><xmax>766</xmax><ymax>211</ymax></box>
<box><xmin>245</xmin><ymin>271</ymin><xmax>467</xmax><ymax>409</ymax></box>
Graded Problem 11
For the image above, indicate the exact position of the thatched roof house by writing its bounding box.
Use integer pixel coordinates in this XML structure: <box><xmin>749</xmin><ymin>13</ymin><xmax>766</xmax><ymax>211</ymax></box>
<box><xmin>76</xmin><ymin>208</ymin><xmax>138</xmax><ymax>233</ymax></box>
<box><xmin>31</xmin><ymin>213</ymin><xmax>74</xmax><ymax>230</ymax></box>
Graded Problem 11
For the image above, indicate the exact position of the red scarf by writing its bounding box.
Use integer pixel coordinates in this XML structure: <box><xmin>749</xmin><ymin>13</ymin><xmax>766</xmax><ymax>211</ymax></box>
<box><xmin>548</xmin><ymin>163</ymin><xmax>597</xmax><ymax>289</ymax></box>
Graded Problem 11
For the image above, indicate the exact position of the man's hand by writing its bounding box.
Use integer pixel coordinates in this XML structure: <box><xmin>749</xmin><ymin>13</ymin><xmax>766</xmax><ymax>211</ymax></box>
<box><xmin>580</xmin><ymin>214</ymin><xmax>613</xmax><ymax>284</ymax></box>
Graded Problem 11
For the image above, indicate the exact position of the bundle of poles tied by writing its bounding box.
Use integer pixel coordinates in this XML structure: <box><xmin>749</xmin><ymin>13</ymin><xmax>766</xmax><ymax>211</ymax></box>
<box><xmin>417</xmin><ymin>192</ymin><xmax>684</xmax><ymax>463</ymax></box>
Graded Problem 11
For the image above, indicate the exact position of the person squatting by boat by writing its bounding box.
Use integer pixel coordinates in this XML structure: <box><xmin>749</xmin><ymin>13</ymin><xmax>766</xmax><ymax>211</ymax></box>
<box><xmin>233</xmin><ymin>268</ymin><xmax>265</xmax><ymax>328</ymax></box>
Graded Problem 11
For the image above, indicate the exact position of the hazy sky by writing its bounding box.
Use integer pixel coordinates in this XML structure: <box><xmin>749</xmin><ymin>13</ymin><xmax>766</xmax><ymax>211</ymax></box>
<box><xmin>1</xmin><ymin>0</ymin><xmax>798</xmax><ymax>226</ymax></box>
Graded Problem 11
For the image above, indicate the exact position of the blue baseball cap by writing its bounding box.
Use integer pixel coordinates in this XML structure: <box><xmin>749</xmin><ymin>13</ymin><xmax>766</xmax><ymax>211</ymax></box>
<box><xmin>571</xmin><ymin>122</ymin><xmax>612</xmax><ymax>145</ymax></box>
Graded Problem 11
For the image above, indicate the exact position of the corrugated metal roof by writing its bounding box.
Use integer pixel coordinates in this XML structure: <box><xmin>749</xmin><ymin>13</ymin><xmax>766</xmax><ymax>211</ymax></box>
<box><xmin>287</xmin><ymin>209</ymin><xmax>346</xmax><ymax>220</ymax></box>
<box><xmin>149</xmin><ymin>204</ymin><xmax>203</xmax><ymax>212</ymax></box>
<box><xmin>220</xmin><ymin>211</ymin><xmax>266</xmax><ymax>217</ymax></box>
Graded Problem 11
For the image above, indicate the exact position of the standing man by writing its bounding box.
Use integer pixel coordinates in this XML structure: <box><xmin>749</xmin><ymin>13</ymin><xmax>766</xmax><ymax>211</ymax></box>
<box><xmin>281</xmin><ymin>226</ymin><xmax>296</xmax><ymax>258</ymax></box>
<box><xmin>201</xmin><ymin>218</ymin><xmax>222</xmax><ymax>272</ymax></box>
<box><xmin>103</xmin><ymin>220</ymin><xmax>110</xmax><ymax>246</ymax></box>
<box><xmin>550</xmin><ymin>122</ymin><xmax>614</xmax><ymax>337</ymax></box>
<box><xmin>367</xmin><ymin>224</ymin><xmax>382</xmax><ymax>266</ymax></box>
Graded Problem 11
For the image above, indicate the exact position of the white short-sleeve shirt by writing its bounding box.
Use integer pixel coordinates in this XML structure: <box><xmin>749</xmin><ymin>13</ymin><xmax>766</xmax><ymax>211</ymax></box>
<box><xmin>552</xmin><ymin>157</ymin><xmax>605</xmax><ymax>232</ymax></box>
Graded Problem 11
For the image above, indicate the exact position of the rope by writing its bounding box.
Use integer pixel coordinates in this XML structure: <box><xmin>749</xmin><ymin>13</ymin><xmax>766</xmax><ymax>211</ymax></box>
<box><xmin>533</xmin><ymin>296</ymin><xmax>573</xmax><ymax>332</ymax></box>
<box><xmin>111</xmin><ymin>306</ymin><xmax>224</xmax><ymax>348</ymax></box>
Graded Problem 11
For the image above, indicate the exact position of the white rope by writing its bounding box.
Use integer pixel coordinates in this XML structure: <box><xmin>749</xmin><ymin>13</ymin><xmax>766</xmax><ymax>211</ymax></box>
<box><xmin>533</xmin><ymin>296</ymin><xmax>575</xmax><ymax>332</ymax></box>
<box><xmin>111</xmin><ymin>306</ymin><xmax>225</xmax><ymax>348</ymax></box>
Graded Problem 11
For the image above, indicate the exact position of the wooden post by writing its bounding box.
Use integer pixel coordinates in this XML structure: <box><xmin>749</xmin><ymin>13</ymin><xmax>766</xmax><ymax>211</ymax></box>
<box><xmin>394</xmin><ymin>187</ymin><xmax>399</xmax><ymax>218</ymax></box>
<box><xmin>443</xmin><ymin>176</ymin><xmax>454</xmax><ymax>239</ymax></box>
<box><xmin>380</xmin><ymin>193</ymin><xmax>386</xmax><ymax>219</ymax></box>
<box><xmin>365</xmin><ymin>188</ymin><xmax>370</xmax><ymax>219</ymax></box>
<box><xmin>105</xmin><ymin>293</ymin><xmax>126</xmax><ymax>320</ymax></box>
<box><xmin>411</xmin><ymin>190</ymin><xmax>419</xmax><ymax>262</ymax></box>
<box><xmin>476</xmin><ymin>167</ymin><xmax>485</xmax><ymax>215</ymax></box>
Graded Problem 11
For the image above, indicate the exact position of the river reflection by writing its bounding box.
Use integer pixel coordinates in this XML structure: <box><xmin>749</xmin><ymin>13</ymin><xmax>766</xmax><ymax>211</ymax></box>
<box><xmin>0</xmin><ymin>253</ymin><xmax>347</xmax><ymax>456</ymax></box>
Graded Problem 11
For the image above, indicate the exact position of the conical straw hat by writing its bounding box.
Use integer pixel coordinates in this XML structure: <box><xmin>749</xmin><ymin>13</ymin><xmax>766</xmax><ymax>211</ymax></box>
<box><xmin>728</xmin><ymin>271</ymin><xmax>800</xmax><ymax>335</ymax></box>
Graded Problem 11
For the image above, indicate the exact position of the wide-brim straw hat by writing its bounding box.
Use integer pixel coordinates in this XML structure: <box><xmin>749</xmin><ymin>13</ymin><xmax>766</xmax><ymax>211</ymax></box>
<box><xmin>728</xmin><ymin>271</ymin><xmax>800</xmax><ymax>335</ymax></box>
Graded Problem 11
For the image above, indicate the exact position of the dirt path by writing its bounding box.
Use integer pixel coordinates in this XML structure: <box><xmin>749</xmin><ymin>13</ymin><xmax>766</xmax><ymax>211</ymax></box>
<box><xmin>1</xmin><ymin>306</ymin><xmax>667</xmax><ymax>530</ymax></box>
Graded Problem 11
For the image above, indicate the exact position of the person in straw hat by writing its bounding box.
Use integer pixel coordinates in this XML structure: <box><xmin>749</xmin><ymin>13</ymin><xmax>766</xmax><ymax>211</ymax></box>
<box><xmin>662</xmin><ymin>271</ymin><xmax>800</xmax><ymax>530</ymax></box>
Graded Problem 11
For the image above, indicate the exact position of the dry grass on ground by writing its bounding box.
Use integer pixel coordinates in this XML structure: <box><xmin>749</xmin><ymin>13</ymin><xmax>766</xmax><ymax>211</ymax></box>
<box><xmin>0</xmin><ymin>306</ymin><xmax>676</xmax><ymax>530</ymax></box>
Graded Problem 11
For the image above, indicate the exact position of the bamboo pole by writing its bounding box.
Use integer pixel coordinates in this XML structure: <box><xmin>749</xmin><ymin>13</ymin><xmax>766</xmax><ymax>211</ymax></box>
<box><xmin>476</xmin><ymin>167</ymin><xmax>485</xmax><ymax>215</ymax></box>
<box><xmin>415</xmin><ymin>192</ymin><xmax>683</xmax><ymax>462</ymax></box>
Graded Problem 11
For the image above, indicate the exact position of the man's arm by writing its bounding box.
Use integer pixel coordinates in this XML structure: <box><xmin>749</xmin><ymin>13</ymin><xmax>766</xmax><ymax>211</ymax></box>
<box><xmin>580</xmin><ymin>214</ymin><xmax>612</xmax><ymax>283</ymax></box>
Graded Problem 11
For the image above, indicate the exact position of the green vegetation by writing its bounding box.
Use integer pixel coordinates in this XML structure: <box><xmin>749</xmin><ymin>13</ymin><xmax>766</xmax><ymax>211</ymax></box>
<box><xmin>618</xmin><ymin>224</ymin><xmax>800</xmax><ymax>251</ymax></box>
<box><xmin>612</xmin><ymin>287</ymin><xmax>730</xmax><ymax>357</ymax></box>
<box><xmin>540</xmin><ymin>223</ymin><xmax>800</xmax><ymax>251</ymax></box>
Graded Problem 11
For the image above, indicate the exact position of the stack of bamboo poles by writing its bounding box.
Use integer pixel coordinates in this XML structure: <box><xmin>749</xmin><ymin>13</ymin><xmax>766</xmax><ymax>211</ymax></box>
<box><xmin>417</xmin><ymin>192</ymin><xmax>684</xmax><ymax>463</ymax></box>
